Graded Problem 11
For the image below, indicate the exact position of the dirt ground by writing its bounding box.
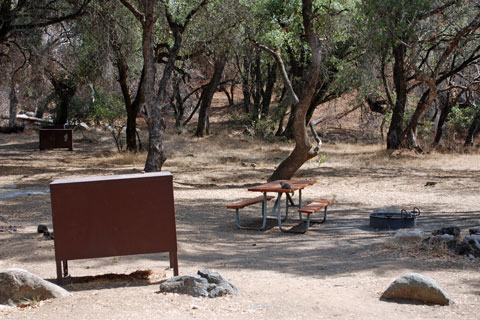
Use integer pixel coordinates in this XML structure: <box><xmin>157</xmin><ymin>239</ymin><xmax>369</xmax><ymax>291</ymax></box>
<box><xmin>1</xmin><ymin>115</ymin><xmax>480</xmax><ymax>319</ymax></box>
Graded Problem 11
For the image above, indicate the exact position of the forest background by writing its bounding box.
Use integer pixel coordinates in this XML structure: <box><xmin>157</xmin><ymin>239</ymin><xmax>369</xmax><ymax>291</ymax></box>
<box><xmin>1</xmin><ymin>0</ymin><xmax>480</xmax><ymax>176</ymax></box>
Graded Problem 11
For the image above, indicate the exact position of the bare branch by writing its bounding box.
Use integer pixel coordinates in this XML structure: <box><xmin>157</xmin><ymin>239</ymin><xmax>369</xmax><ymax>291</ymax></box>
<box><xmin>309</xmin><ymin>115</ymin><xmax>330</xmax><ymax>153</ymax></box>
<box><xmin>251</xmin><ymin>40</ymin><xmax>300</xmax><ymax>105</ymax></box>
<box><xmin>10</xmin><ymin>0</ymin><xmax>92</xmax><ymax>32</ymax></box>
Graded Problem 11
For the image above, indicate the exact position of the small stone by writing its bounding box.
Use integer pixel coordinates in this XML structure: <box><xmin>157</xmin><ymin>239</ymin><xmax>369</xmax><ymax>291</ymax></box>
<box><xmin>37</xmin><ymin>225</ymin><xmax>49</xmax><ymax>234</ymax></box>
<box><xmin>382</xmin><ymin>273</ymin><xmax>453</xmax><ymax>305</ymax></box>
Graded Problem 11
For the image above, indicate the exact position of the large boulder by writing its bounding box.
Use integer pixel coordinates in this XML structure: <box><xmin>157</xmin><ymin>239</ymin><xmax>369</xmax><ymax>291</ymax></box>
<box><xmin>159</xmin><ymin>269</ymin><xmax>238</xmax><ymax>298</ymax></box>
<box><xmin>381</xmin><ymin>273</ymin><xmax>453</xmax><ymax>305</ymax></box>
<box><xmin>0</xmin><ymin>268</ymin><xmax>70</xmax><ymax>305</ymax></box>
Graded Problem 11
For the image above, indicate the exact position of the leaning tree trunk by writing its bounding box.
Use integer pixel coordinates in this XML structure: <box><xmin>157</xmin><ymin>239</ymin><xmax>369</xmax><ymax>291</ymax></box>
<box><xmin>386</xmin><ymin>43</ymin><xmax>408</xmax><ymax>149</ymax></box>
<box><xmin>195</xmin><ymin>58</ymin><xmax>226</xmax><ymax>137</ymax></box>
<box><xmin>268</xmin><ymin>0</ymin><xmax>323</xmax><ymax>181</ymax></box>
<box><xmin>433</xmin><ymin>92</ymin><xmax>454</xmax><ymax>146</ymax></box>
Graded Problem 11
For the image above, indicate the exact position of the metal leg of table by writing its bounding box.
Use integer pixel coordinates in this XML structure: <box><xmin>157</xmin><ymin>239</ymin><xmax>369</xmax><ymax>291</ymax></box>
<box><xmin>234</xmin><ymin>193</ymin><xmax>269</xmax><ymax>230</ymax></box>
<box><xmin>299</xmin><ymin>206</ymin><xmax>328</xmax><ymax>224</ymax></box>
<box><xmin>234</xmin><ymin>206</ymin><xmax>268</xmax><ymax>230</ymax></box>
<box><xmin>271</xmin><ymin>193</ymin><xmax>288</xmax><ymax>222</ymax></box>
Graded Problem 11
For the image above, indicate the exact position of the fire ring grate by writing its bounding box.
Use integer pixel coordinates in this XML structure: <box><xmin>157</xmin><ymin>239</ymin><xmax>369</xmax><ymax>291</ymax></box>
<box><xmin>370</xmin><ymin>207</ymin><xmax>421</xmax><ymax>230</ymax></box>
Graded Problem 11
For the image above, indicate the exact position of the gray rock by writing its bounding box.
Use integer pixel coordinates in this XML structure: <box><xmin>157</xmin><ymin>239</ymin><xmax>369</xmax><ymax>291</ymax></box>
<box><xmin>457</xmin><ymin>234</ymin><xmax>480</xmax><ymax>257</ymax></box>
<box><xmin>393</xmin><ymin>229</ymin><xmax>424</xmax><ymax>243</ymax></box>
<box><xmin>382</xmin><ymin>273</ymin><xmax>453</xmax><ymax>305</ymax></box>
<box><xmin>469</xmin><ymin>227</ymin><xmax>480</xmax><ymax>235</ymax></box>
<box><xmin>0</xmin><ymin>268</ymin><xmax>70</xmax><ymax>305</ymax></box>
<box><xmin>422</xmin><ymin>234</ymin><xmax>457</xmax><ymax>251</ymax></box>
<box><xmin>432</xmin><ymin>226</ymin><xmax>461</xmax><ymax>241</ymax></box>
<box><xmin>159</xmin><ymin>269</ymin><xmax>238</xmax><ymax>298</ymax></box>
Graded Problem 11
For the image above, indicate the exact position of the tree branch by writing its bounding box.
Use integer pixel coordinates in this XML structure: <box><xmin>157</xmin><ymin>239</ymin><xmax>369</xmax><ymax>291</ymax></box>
<box><xmin>250</xmin><ymin>40</ymin><xmax>300</xmax><ymax>105</ymax></box>
<box><xmin>119</xmin><ymin>0</ymin><xmax>145</xmax><ymax>23</ymax></box>
<box><xmin>309</xmin><ymin>115</ymin><xmax>329</xmax><ymax>153</ymax></box>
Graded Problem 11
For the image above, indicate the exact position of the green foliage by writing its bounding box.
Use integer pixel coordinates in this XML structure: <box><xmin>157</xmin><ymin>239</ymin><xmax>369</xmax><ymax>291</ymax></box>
<box><xmin>90</xmin><ymin>90</ymin><xmax>125</xmax><ymax>125</ymax></box>
<box><xmin>248</xmin><ymin>118</ymin><xmax>277</xmax><ymax>141</ymax></box>
<box><xmin>66</xmin><ymin>89</ymin><xmax>124</xmax><ymax>125</ymax></box>
<box><xmin>316</xmin><ymin>153</ymin><xmax>328</xmax><ymax>165</ymax></box>
<box><xmin>448</xmin><ymin>104</ymin><xmax>479</xmax><ymax>131</ymax></box>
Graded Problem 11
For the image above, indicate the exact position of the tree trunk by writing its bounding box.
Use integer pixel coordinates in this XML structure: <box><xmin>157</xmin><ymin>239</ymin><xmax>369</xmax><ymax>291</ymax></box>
<box><xmin>141</xmin><ymin>0</ymin><xmax>160</xmax><ymax>172</ymax></box>
<box><xmin>282</xmin><ymin>106</ymin><xmax>295</xmax><ymax>139</ymax></box>
<box><xmin>402</xmin><ymin>79</ymin><xmax>437</xmax><ymax>150</ymax></box>
<box><xmin>261</xmin><ymin>62</ymin><xmax>277</xmax><ymax>119</ymax></box>
<box><xmin>464</xmin><ymin>110</ymin><xmax>480</xmax><ymax>146</ymax></box>
<box><xmin>433</xmin><ymin>92</ymin><xmax>453</xmax><ymax>146</ymax></box>
<box><xmin>252</xmin><ymin>52</ymin><xmax>262</xmax><ymax>120</ymax></box>
<box><xmin>173</xmin><ymin>84</ymin><xmax>184</xmax><ymax>132</ymax></box>
<box><xmin>195</xmin><ymin>58</ymin><xmax>226</xmax><ymax>137</ymax></box>
<box><xmin>51</xmin><ymin>77</ymin><xmax>76</xmax><ymax>125</ymax></box>
<box><xmin>386</xmin><ymin>44</ymin><xmax>407</xmax><ymax>149</ymax></box>
<box><xmin>117</xmin><ymin>56</ymin><xmax>136</xmax><ymax>152</ymax></box>
<box><xmin>8</xmin><ymin>80</ymin><xmax>17</xmax><ymax>128</ymax></box>
<box><xmin>145</xmin><ymin>107</ymin><xmax>167</xmax><ymax>170</ymax></box>
<box><xmin>275</xmin><ymin>87</ymin><xmax>287</xmax><ymax>136</ymax></box>
<box><xmin>34</xmin><ymin>93</ymin><xmax>54</xmax><ymax>119</ymax></box>
<box><xmin>268</xmin><ymin>0</ymin><xmax>323</xmax><ymax>181</ymax></box>
<box><xmin>241</xmin><ymin>56</ymin><xmax>251</xmax><ymax>113</ymax></box>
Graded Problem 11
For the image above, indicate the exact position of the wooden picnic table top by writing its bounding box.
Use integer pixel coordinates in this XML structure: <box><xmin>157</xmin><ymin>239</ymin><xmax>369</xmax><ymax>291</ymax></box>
<box><xmin>247</xmin><ymin>179</ymin><xmax>316</xmax><ymax>193</ymax></box>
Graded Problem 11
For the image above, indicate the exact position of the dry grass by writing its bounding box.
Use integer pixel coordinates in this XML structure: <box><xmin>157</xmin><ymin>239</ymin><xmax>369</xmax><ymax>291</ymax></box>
<box><xmin>96</xmin><ymin>151</ymin><xmax>147</xmax><ymax>167</ymax></box>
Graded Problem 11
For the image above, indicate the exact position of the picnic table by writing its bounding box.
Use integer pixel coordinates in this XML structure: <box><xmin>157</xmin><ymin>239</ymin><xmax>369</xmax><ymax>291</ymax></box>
<box><xmin>227</xmin><ymin>179</ymin><xmax>334</xmax><ymax>233</ymax></box>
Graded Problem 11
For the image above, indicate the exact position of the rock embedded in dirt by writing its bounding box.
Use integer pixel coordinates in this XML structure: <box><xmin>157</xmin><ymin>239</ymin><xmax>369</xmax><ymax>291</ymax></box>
<box><xmin>432</xmin><ymin>226</ymin><xmax>461</xmax><ymax>241</ymax></box>
<box><xmin>422</xmin><ymin>234</ymin><xmax>458</xmax><ymax>251</ymax></box>
<box><xmin>0</xmin><ymin>268</ymin><xmax>70</xmax><ymax>305</ymax></box>
<box><xmin>392</xmin><ymin>229</ymin><xmax>424</xmax><ymax>244</ymax></box>
<box><xmin>381</xmin><ymin>273</ymin><xmax>453</xmax><ymax>306</ymax></box>
<box><xmin>158</xmin><ymin>269</ymin><xmax>238</xmax><ymax>298</ymax></box>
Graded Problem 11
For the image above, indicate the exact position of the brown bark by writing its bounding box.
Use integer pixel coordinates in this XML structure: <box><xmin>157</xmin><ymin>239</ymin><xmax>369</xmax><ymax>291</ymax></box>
<box><xmin>195</xmin><ymin>58</ymin><xmax>226</xmax><ymax>137</ymax></box>
<box><xmin>50</xmin><ymin>75</ymin><xmax>76</xmax><ymax>125</ymax></box>
<box><xmin>386</xmin><ymin>44</ymin><xmax>407</xmax><ymax>149</ymax></box>
<box><xmin>139</xmin><ymin>0</ymin><xmax>161</xmax><ymax>172</ymax></box>
<box><xmin>8</xmin><ymin>80</ymin><xmax>17</xmax><ymax>128</ymax></box>
<box><xmin>268</xmin><ymin>0</ymin><xmax>323</xmax><ymax>181</ymax></box>
<box><xmin>464</xmin><ymin>112</ymin><xmax>480</xmax><ymax>147</ymax></box>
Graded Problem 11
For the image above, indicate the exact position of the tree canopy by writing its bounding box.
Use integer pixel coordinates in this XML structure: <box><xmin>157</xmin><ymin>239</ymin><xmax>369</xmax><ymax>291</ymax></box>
<box><xmin>1</xmin><ymin>0</ymin><xmax>479</xmax><ymax>178</ymax></box>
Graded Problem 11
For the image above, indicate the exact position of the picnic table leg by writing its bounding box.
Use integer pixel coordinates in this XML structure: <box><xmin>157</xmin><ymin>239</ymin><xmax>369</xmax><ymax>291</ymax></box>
<box><xmin>271</xmin><ymin>193</ymin><xmax>288</xmax><ymax>222</ymax></box>
<box><xmin>299</xmin><ymin>205</ymin><xmax>328</xmax><ymax>224</ymax></box>
<box><xmin>233</xmin><ymin>194</ymin><xmax>268</xmax><ymax>230</ymax></box>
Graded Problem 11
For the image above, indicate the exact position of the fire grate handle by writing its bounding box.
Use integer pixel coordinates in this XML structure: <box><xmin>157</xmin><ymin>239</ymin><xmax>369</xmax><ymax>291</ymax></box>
<box><xmin>401</xmin><ymin>207</ymin><xmax>421</xmax><ymax>218</ymax></box>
